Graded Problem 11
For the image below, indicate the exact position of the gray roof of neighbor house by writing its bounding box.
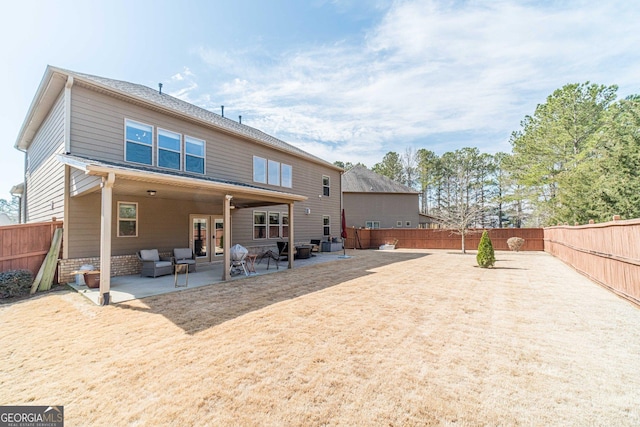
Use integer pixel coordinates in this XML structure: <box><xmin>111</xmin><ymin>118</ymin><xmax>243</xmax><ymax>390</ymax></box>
<box><xmin>342</xmin><ymin>165</ymin><xmax>418</xmax><ymax>193</ymax></box>
<box><xmin>15</xmin><ymin>65</ymin><xmax>342</xmax><ymax>171</ymax></box>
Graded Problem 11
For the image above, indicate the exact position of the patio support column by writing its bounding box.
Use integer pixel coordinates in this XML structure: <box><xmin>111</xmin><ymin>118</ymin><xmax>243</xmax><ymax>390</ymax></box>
<box><xmin>288</xmin><ymin>202</ymin><xmax>294</xmax><ymax>269</ymax></box>
<box><xmin>99</xmin><ymin>172</ymin><xmax>115</xmax><ymax>305</ymax></box>
<box><xmin>222</xmin><ymin>195</ymin><xmax>232</xmax><ymax>281</ymax></box>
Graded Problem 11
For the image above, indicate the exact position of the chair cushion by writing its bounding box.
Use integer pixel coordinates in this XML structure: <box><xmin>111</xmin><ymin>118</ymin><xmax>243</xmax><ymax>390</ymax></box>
<box><xmin>176</xmin><ymin>259</ymin><xmax>195</xmax><ymax>265</ymax></box>
<box><xmin>140</xmin><ymin>249</ymin><xmax>160</xmax><ymax>262</ymax></box>
<box><xmin>174</xmin><ymin>248</ymin><xmax>193</xmax><ymax>260</ymax></box>
<box><xmin>155</xmin><ymin>261</ymin><xmax>173</xmax><ymax>268</ymax></box>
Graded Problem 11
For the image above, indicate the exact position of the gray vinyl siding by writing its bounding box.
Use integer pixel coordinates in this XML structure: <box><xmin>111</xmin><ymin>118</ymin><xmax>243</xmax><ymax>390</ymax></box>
<box><xmin>69</xmin><ymin>85</ymin><xmax>337</xmax><ymax>187</ymax></box>
<box><xmin>64</xmin><ymin>84</ymin><xmax>341</xmax><ymax>257</ymax></box>
<box><xmin>65</xmin><ymin>166</ymin><xmax>341</xmax><ymax>258</ymax></box>
<box><xmin>69</xmin><ymin>169</ymin><xmax>101</xmax><ymax>197</ymax></box>
<box><xmin>67</xmin><ymin>193</ymin><xmax>224</xmax><ymax>258</ymax></box>
<box><xmin>25</xmin><ymin>91</ymin><xmax>66</xmax><ymax>222</ymax></box>
<box><xmin>230</xmin><ymin>166</ymin><xmax>342</xmax><ymax>247</ymax></box>
<box><xmin>343</xmin><ymin>193</ymin><xmax>420</xmax><ymax>229</ymax></box>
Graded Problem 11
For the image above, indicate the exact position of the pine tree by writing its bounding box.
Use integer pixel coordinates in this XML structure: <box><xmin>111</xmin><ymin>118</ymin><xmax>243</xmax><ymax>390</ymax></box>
<box><xmin>476</xmin><ymin>230</ymin><xmax>495</xmax><ymax>268</ymax></box>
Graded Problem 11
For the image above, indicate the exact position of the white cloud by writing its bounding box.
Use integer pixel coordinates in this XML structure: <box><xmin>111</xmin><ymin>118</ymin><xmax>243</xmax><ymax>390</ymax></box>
<box><xmin>175</xmin><ymin>0</ymin><xmax>640</xmax><ymax>164</ymax></box>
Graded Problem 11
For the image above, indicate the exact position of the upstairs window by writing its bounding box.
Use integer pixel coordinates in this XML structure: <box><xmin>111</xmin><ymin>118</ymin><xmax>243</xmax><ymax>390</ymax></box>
<box><xmin>253</xmin><ymin>156</ymin><xmax>267</xmax><ymax>183</ymax></box>
<box><xmin>185</xmin><ymin>136</ymin><xmax>205</xmax><ymax>174</ymax></box>
<box><xmin>158</xmin><ymin>129</ymin><xmax>181</xmax><ymax>170</ymax></box>
<box><xmin>268</xmin><ymin>160</ymin><xmax>280</xmax><ymax>186</ymax></box>
<box><xmin>322</xmin><ymin>175</ymin><xmax>330</xmax><ymax>197</ymax></box>
<box><xmin>281</xmin><ymin>164</ymin><xmax>292</xmax><ymax>188</ymax></box>
<box><xmin>125</xmin><ymin>120</ymin><xmax>153</xmax><ymax>165</ymax></box>
<box><xmin>254</xmin><ymin>156</ymin><xmax>292</xmax><ymax>188</ymax></box>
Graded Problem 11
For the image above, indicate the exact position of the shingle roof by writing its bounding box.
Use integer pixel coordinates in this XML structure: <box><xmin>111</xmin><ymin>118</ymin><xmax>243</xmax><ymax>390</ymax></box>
<box><xmin>57</xmin><ymin>153</ymin><xmax>307</xmax><ymax>204</ymax></box>
<box><xmin>25</xmin><ymin>66</ymin><xmax>340</xmax><ymax>170</ymax></box>
<box><xmin>59</xmin><ymin>153</ymin><xmax>270</xmax><ymax>191</ymax></box>
<box><xmin>341</xmin><ymin>165</ymin><xmax>418</xmax><ymax>193</ymax></box>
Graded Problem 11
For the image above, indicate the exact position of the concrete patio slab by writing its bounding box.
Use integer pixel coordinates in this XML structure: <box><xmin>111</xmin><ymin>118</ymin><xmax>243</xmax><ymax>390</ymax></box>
<box><xmin>68</xmin><ymin>251</ymin><xmax>349</xmax><ymax>304</ymax></box>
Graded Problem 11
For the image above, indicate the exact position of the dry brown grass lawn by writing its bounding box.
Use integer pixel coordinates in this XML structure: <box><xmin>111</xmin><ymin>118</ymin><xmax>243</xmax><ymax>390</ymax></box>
<box><xmin>1</xmin><ymin>249</ymin><xmax>639</xmax><ymax>426</ymax></box>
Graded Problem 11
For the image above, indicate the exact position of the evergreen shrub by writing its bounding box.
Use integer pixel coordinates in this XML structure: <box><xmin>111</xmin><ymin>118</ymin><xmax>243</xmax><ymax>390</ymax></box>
<box><xmin>476</xmin><ymin>230</ymin><xmax>496</xmax><ymax>268</ymax></box>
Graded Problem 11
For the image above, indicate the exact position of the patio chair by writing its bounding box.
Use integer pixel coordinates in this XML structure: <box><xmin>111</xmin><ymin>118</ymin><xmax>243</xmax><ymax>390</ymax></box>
<box><xmin>257</xmin><ymin>249</ymin><xmax>279</xmax><ymax>270</ymax></box>
<box><xmin>310</xmin><ymin>239</ymin><xmax>321</xmax><ymax>255</ymax></box>
<box><xmin>173</xmin><ymin>248</ymin><xmax>197</xmax><ymax>272</ymax></box>
<box><xmin>277</xmin><ymin>241</ymin><xmax>294</xmax><ymax>261</ymax></box>
<box><xmin>138</xmin><ymin>249</ymin><xmax>174</xmax><ymax>278</ymax></box>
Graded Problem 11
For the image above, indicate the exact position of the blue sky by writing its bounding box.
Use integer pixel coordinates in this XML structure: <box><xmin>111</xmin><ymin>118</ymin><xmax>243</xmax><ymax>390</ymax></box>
<box><xmin>2</xmin><ymin>0</ymin><xmax>639</xmax><ymax>200</ymax></box>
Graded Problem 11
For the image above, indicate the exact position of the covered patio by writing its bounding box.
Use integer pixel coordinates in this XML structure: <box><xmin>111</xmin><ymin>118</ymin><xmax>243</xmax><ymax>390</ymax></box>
<box><xmin>59</xmin><ymin>154</ymin><xmax>309</xmax><ymax>306</ymax></box>
<box><xmin>68</xmin><ymin>251</ymin><xmax>347</xmax><ymax>305</ymax></box>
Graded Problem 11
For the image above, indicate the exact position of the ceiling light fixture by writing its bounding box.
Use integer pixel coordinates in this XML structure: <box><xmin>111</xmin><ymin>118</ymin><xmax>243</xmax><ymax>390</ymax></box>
<box><xmin>147</xmin><ymin>190</ymin><xmax>156</xmax><ymax>196</ymax></box>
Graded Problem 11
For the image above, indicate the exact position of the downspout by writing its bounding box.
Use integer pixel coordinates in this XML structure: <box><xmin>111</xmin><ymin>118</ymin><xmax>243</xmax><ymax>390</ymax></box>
<box><xmin>64</xmin><ymin>76</ymin><xmax>73</xmax><ymax>153</ymax></box>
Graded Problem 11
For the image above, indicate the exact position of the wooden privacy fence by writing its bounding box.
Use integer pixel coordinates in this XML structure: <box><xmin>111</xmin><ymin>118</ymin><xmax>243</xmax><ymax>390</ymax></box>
<box><xmin>0</xmin><ymin>220</ymin><xmax>63</xmax><ymax>277</ymax></box>
<box><xmin>344</xmin><ymin>227</ymin><xmax>544</xmax><ymax>251</ymax></box>
<box><xmin>545</xmin><ymin>219</ymin><xmax>640</xmax><ymax>306</ymax></box>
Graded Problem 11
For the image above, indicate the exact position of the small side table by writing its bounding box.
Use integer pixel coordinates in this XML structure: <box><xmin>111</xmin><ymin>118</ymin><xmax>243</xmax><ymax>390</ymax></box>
<box><xmin>174</xmin><ymin>263</ymin><xmax>189</xmax><ymax>287</ymax></box>
<box><xmin>245</xmin><ymin>254</ymin><xmax>258</xmax><ymax>274</ymax></box>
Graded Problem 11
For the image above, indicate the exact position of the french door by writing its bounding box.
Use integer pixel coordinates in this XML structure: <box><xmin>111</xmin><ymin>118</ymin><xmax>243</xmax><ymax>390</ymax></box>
<box><xmin>189</xmin><ymin>215</ymin><xmax>224</xmax><ymax>263</ymax></box>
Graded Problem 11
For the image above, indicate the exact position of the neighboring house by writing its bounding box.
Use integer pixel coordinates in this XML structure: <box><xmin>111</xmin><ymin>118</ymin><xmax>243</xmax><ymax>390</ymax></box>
<box><xmin>14</xmin><ymin>65</ymin><xmax>342</xmax><ymax>303</ymax></box>
<box><xmin>342</xmin><ymin>165</ymin><xmax>433</xmax><ymax>229</ymax></box>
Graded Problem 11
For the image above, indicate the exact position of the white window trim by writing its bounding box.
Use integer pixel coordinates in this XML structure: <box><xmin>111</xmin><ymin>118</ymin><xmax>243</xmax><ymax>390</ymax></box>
<box><xmin>281</xmin><ymin>164</ymin><xmax>292</xmax><ymax>188</ymax></box>
<box><xmin>185</xmin><ymin>135</ymin><xmax>206</xmax><ymax>174</ymax></box>
<box><xmin>124</xmin><ymin>119</ymin><xmax>154</xmax><ymax>166</ymax></box>
<box><xmin>268</xmin><ymin>160</ymin><xmax>281</xmax><ymax>186</ymax></box>
<box><xmin>254</xmin><ymin>157</ymin><xmax>292</xmax><ymax>188</ymax></box>
<box><xmin>253</xmin><ymin>210</ymin><xmax>267</xmax><ymax>240</ymax></box>
<box><xmin>157</xmin><ymin>128</ymin><xmax>182</xmax><ymax>171</ymax></box>
<box><xmin>117</xmin><ymin>201</ymin><xmax>138</xmax><ymax>237</ymax></box>
<box><xmin>405</xmin><ymin>221</ymin><xmax>412</xmax><ymax>227</ymax></box>
<box><xmin>323</xmin><ymin>215</ymin><xmax>331</xmax><ymax>236</ymax></box>
<box><xmin>366</xmin><ymin>221</ymin><xmax>380</xmax><ymax>229</ymax></box>
<box><xmin>397</xmin><ymin>221</ymin><xmax>403</xmax><ymax>227</ymax></box>
<box><xmin>281</xmin><ymin>213</ymin><xmax>289</xmax><ymax>238</ymax></box>
<box><xmin>322</xmin><ymin>175</ymin><xmax>330</xmax><ymax>197</ymax></box>
<box><xmin>268</xmin><ymin>211</ymin><xmax>281</xmax><ymax>239</ymax></box>
<box><xmin>253</xmin><ymin>156</ymin><xmax>267</xmax><ymax>184</ymax></box>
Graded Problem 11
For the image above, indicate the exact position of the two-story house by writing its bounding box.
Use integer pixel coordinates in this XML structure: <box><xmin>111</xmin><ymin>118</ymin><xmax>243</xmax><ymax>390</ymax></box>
<box><xmin>14</xmin><ymin>65</ymin><xmax>342</xmax><ymax>304</ymax></box>
<box><xmin>342</xmin><ymin>165</ymin><xmax>435</xmax><ymax>229</ymax></box>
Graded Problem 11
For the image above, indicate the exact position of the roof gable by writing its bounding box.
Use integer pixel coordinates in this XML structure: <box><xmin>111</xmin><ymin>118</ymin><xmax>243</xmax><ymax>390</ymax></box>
<box><xmin>342</xmin><ymin>165</ymin><xmax>417</xmax><ymax>193</ymax></box>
